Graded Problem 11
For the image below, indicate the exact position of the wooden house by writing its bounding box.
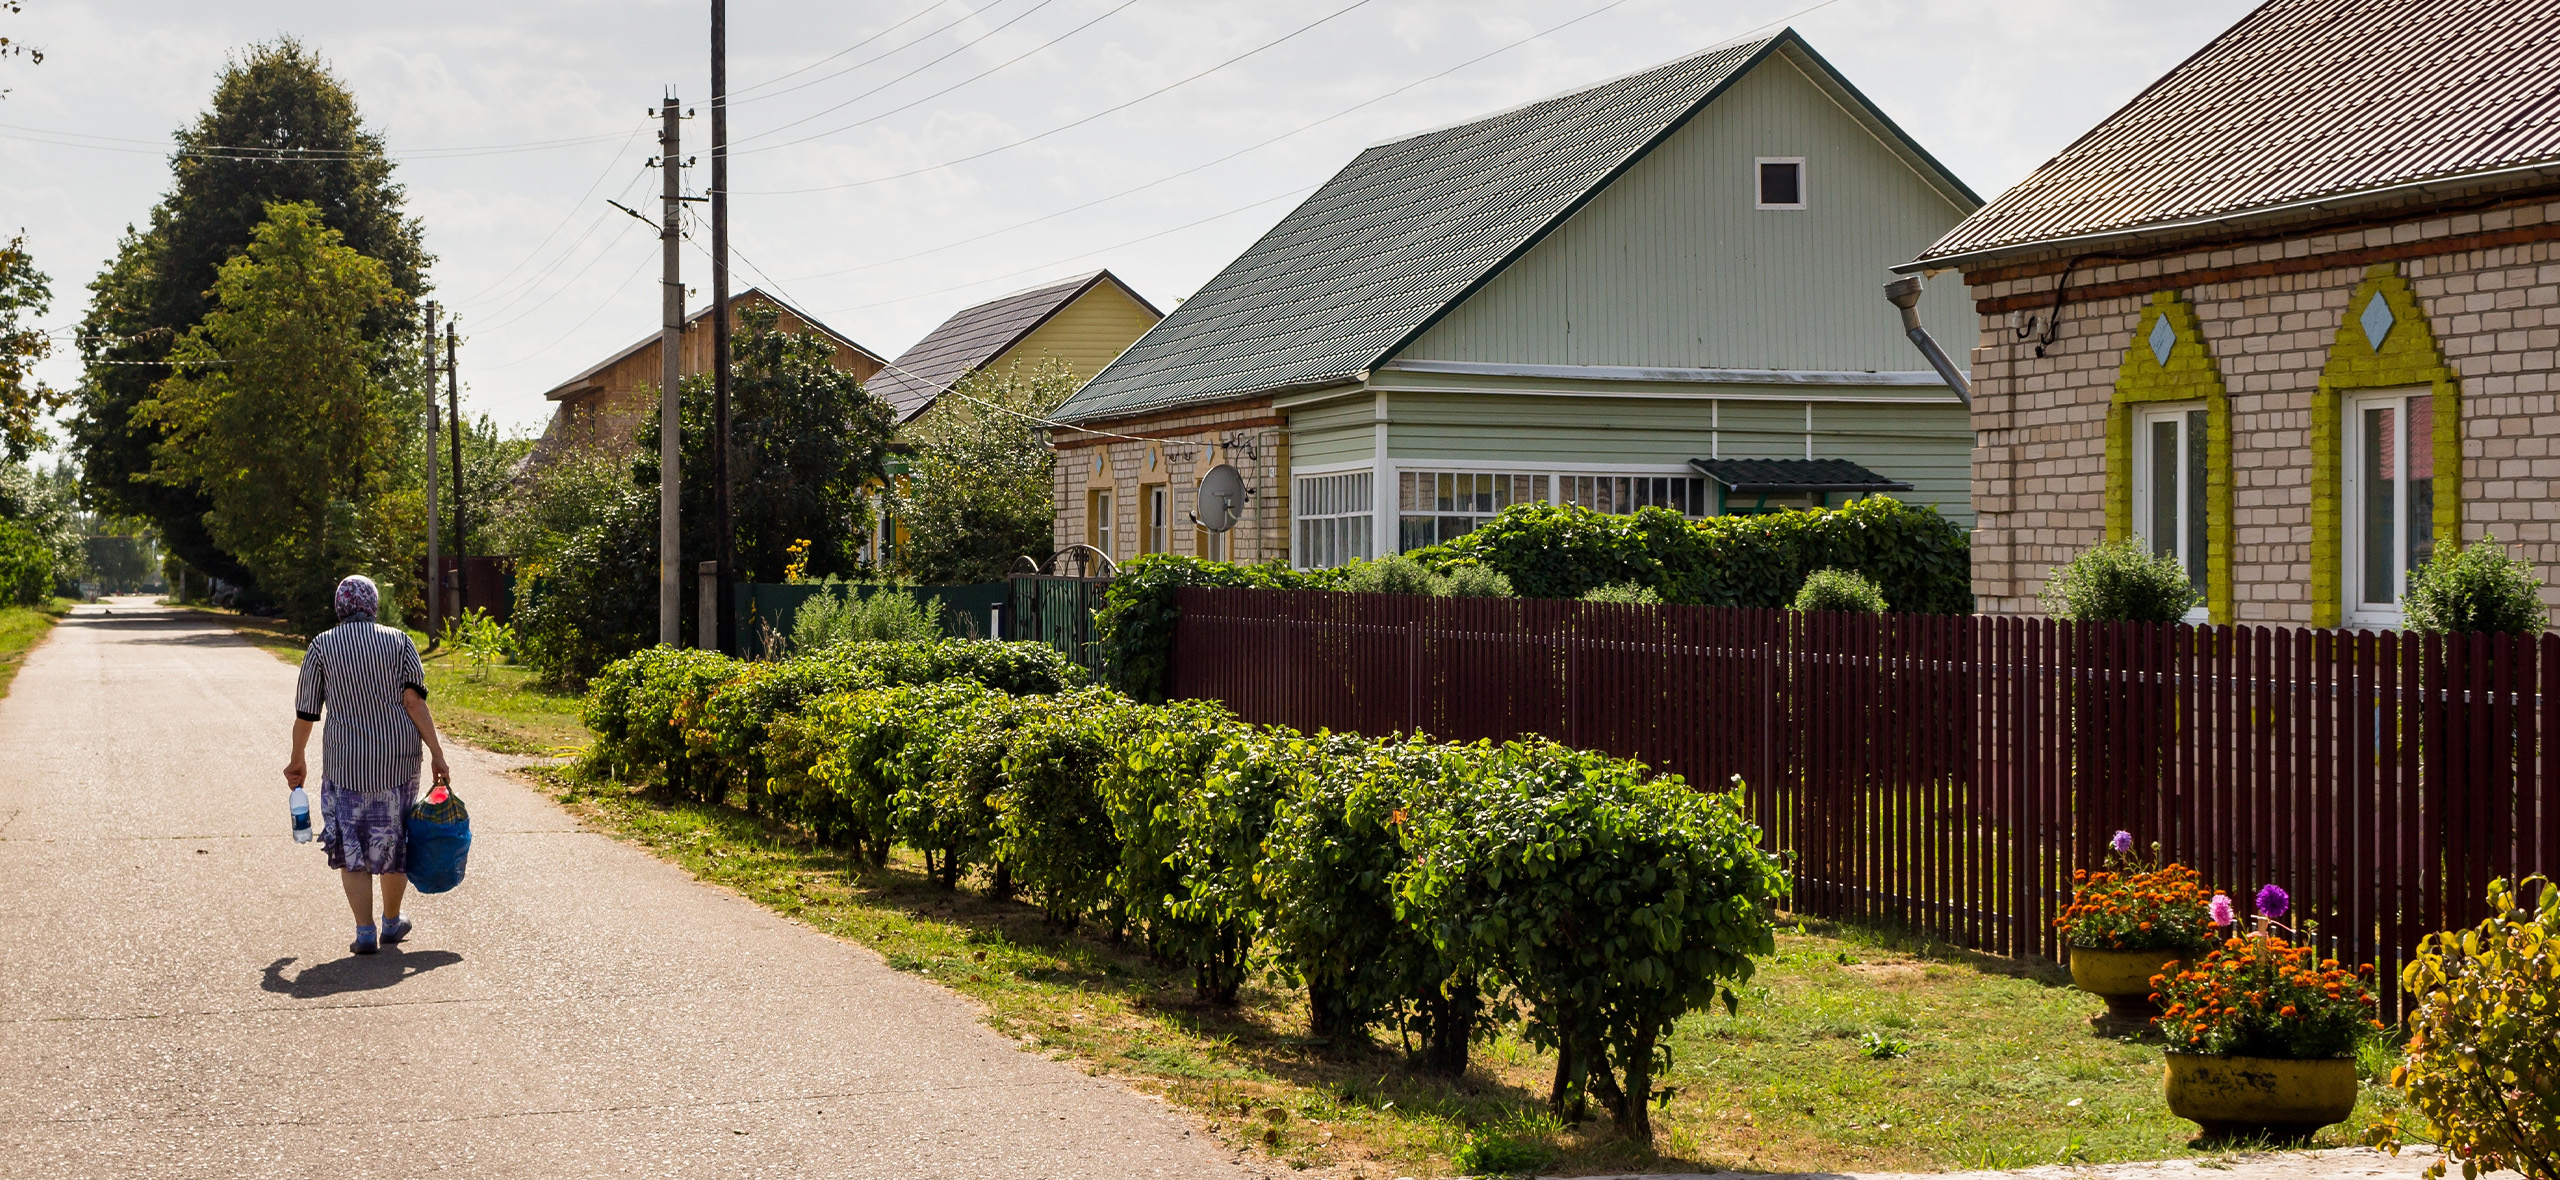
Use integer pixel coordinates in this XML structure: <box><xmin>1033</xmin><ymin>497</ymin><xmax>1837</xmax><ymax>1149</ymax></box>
<box><xmin>872</xmin><ymin>270</ymin><xmax>1161</xmax><ymax>427</ymax></box>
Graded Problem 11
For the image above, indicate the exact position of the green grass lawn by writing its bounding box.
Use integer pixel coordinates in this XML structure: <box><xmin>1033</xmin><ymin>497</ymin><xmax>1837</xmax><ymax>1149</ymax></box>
<box><xmin>0</xmin><ymin>599</ymin><xmax>70</xmax><ymax>699</ymax></box>
<box><xmin>201</xmin><ymin>609</ymin><xmax>587</xmax><ymax>758</ymax></box>
<box><xmin>550</xmin><ymin>771</ymin><xmax>2408</xmax><ymax>1178</ymax></box>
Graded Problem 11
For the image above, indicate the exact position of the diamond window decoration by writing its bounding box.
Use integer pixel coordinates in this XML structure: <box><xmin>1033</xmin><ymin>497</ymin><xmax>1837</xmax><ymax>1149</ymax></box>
<box><xmin>2147</xmin><ymin>314</ymin><xmax>2177</xmax><ymax>366</ymax></box>
<box><xmin>2360</xmin><ymin>292</ymin><xmax>2396</xmax><ymax>350</ymax></box>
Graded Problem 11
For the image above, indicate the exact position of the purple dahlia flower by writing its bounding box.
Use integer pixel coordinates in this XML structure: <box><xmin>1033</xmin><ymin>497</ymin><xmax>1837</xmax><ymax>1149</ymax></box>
<box><xmin>2256</xmin><ymin>884</ymin><xmax>2290</xmax><ymax>921</ymax></box>
<box><xmin>2111</xmin><ymin>830</ymin><xmax>2134</xmax><ymax>855</ymax></box>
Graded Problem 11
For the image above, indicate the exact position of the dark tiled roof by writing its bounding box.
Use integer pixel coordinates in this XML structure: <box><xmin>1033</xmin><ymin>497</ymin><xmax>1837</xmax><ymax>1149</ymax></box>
<box><xmin>1054</xmin><ymin>35</ymin><xmax>1799</xmax><ymax>424</ymax></box>
<box><xmin>1916</xmin><ymin>0</ymin><xmax>2560</xmax><ymax>268</ymax></box>
<box><xmin>872</xmin><ymin>271</ymin><xmax>1148</xmax><ymax>422</ymax></box>
<box><xmin>1689</xmin><ymin>457</ymin><xmax>1912</xmax><ymax>493</ymax></box>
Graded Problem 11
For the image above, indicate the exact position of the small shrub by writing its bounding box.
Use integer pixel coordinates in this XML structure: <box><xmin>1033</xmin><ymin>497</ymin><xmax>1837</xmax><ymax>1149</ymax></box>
<box><xmin>440</xmin><ymin>607</ymin><xmax>514</xmax><ymax>681</ymax></box>
<box><xmin>1341</xmin><ymin>555</ymin><xmax>1441</xmax><ymax>597</ymax></box>
<box><xmin>997</xmin><ymin>689</ymin><xmax>1129</xmax><ymax>925</ymax></box>
<box><xmin>1450</xmin><ymin>1128</ymin><xmax>1559</xmax><ymax>1177</ymax></box>
<box><xmin>2044</xmin><ymin>540</ymin><xmax>2201</xmax><ymax>624</ymax></box>
<box><xmin>580</xmin><ymin>647</ymin><xmax>742</xmax><ymax>795</ymax></box>
<box><xmin>1858</xmin><ymin>1031</ymin><xmax>1912</xmax><ymax>1060</ymax></box>
<box><xmin>2402</xmin><ymin>540</ymin><xmax>2547</xmax><ymax>635</ymax></box>
<box><xmin>1096</xmin><ymin>698</ymin><xmax>1246</xmax><ymax>981</ymax></box>
<box><xmin>2368</xmin><ymin>876</ymin><xmax>2560</xmax><ymax>1180</ymax></box>
<box><xmin>1437</xmin><ymin>564</ymin><xmax>1514</xmax><ymax>598</ymax></box>
<box><xmin>1579</xmin><ymin>580</ymin><xmax>1661</xmax><ymax>605</ymax></box>
<box><xmin>794</xmin><ymin>583</ymin><xmax>944</xmax><ymax>650</ymax></box>
<box><xmin>1792</xmin><ymin>567</ymin><xmax>1887</xmax><ymax>614</ymax></box>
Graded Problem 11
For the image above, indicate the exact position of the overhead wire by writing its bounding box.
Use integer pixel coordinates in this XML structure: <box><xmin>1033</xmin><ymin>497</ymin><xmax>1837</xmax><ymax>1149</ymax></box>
<box><xmin>730</xmin><ymin>0</ymin><xmax>1070</xmax><ymax>146</ymax></box>
<box><xmin>732</xmin><ymin>0</ymin><xmax>1377</xmax><ymax>184</ymax></box>
<box><xmin>0</xmin><ymin>121</ymin><xmax>640</xmax><ymax>161</ymax></box>
<box><xmin>448</xmin><ymin>126</ymin><xmax>650</xmax><ymax>305</ymax></box>
<box><xmin>778</xmin><ymin>0</ymin><xmax>1648</xmax><ymax>281</ymax></box>
<box><xmin>730</xmin><ymin>0</ymin><xmax>985</xmax><ymax>105</ymax></box>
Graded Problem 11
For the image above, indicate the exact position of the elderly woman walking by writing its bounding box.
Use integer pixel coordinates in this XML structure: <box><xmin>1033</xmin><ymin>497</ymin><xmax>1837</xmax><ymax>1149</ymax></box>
<box><xmin>282</xmin><ymin>575</ymin><xmax>451</xmax><ymax>955</ymax></box>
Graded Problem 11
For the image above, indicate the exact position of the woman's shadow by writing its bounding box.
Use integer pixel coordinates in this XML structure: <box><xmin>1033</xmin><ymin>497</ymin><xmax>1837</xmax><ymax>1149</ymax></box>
<box><xmin>261</xmin><ymin>948</ymin><xmax>462</xmax><ymax>999</ymax></box>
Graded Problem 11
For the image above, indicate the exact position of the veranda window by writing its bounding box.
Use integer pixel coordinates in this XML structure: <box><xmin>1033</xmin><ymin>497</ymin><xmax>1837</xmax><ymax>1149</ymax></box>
<box><xmin>1295</xmin><ymin>472</ymin><xmax>1373</xmax><ymax>569</ymax></box>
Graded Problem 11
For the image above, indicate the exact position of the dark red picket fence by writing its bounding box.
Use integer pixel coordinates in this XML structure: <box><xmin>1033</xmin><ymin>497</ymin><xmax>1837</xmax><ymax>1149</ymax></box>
<box><xmin>1168</xmin><ymin>587</ymin><xmax>2560</xmax><ymax>1014</ymax></box>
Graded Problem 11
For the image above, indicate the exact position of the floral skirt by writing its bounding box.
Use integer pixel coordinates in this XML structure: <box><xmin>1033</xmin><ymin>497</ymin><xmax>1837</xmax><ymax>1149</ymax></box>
<box><xmin>319</xmin><ymin>779</ymin><xmax>417</xmax><ymax>875</ymax></box>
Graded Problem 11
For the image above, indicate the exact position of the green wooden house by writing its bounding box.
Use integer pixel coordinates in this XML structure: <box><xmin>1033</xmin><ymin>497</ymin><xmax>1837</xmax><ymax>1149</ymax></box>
<box><xmin>1050</xmin><ymin>29</ymin><xmax>1983</xmax><ymax>568</ymax></box>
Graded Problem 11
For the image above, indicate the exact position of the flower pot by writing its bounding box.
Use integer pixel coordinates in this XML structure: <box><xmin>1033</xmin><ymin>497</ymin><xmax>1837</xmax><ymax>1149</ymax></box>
<box><xmin>2069</xmin><ymin>946</ymin><xmax>2184</xmax><ymax>1022</ymax></box>
<box><xmin>2162</xmin><ymin>1052</ymin><xmax>2357</xmax><ymax>1143</ymax></box>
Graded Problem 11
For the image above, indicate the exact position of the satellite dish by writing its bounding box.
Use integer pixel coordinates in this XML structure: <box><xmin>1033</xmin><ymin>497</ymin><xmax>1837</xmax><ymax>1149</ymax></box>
<box><xmin>1192</xmin><ymin>464</ymin><xmax>1246</xmax><ymax>532</ymax></box>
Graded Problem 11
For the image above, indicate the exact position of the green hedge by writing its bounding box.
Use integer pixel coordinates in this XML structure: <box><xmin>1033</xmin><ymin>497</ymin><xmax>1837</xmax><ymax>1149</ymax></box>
<box><xmin>1414</xmin><ymin>495</ymin><xmax>1971</xmax><ymax>614</ymax></box>
<box><xmin>581</xmin><ymin>640</ymin><xmax>1787</xmax><ymax>1144</ymax></box>
<box><xmin>1089</xmin><ymin>499</ymin><xmax>1967</xmax><ymax>700</ymax></box>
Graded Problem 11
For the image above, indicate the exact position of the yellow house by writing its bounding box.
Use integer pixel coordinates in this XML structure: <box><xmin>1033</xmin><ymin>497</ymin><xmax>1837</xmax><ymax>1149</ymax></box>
<box><xmin>870</xmin><ymin>270</ymin><xmax>1161</xmax><ymax>425</ymax></box>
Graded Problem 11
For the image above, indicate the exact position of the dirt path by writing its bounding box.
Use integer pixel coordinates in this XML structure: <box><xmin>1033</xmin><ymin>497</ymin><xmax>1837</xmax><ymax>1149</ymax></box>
<box><xmin>0</xmin><ymin>599</ymin><xmax>1262</xmax><ymax>1179</ymax></box>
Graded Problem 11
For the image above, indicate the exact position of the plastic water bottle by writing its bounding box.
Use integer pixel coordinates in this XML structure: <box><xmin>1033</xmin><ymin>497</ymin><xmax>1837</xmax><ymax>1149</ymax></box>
<box><xmin>289</xmin><ymin>786</ymin><xmax>312</xmax><ymax>843</ymax></box>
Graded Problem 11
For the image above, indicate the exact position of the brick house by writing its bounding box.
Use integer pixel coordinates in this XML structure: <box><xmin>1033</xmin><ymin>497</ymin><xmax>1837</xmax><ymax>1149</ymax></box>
<box><xmin>1903</xmin><ymin>0</ymin><xmax>2560</xmax><ymax>628</ymax></box>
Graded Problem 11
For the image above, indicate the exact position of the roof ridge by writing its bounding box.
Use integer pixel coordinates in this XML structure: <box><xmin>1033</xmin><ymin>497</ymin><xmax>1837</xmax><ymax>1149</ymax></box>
<box><xmin>1366</xmin><ymin>31</ymin><xmax>1784</xmax><ymax>150</ymax></box>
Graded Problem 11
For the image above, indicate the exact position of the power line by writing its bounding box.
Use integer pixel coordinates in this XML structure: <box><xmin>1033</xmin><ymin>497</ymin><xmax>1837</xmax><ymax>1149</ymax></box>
<box><xmin>731</xmin><ymin>0</ymin><xmax>1069</xmax><ymax>147</ymax></box>
<box><xmin>448</xmin><ymin>128</ymin><xmax>650</xmax><ymax>305</ymax></box>
<box><xmin>463</xmin><ymin>166</ymin><xmax>655</xmax><ymax>325</ymax></box>
<box><xmin>0</xmin><ymin>120</ymin><xmax>641</xmax><ymax>162</ymax></box>
<box><xmin>466</xmin><ymin>213</ymin><xmax>653</xmax><ymax>335</ymax></box>
<box><xmin>777</xmin><ymin>0</ymin><xmax>1647</xmax><ymax>281</ymax></box>
<box><xmin>732</xmin><ymin>0</ymin><xmax>1378</xmax><ymax>182</ymax></box>
<box><xmin>474</xmin><ymin>249</ymin><xmax>660</xmax><ymax>372</ymax></box>
<box><xmin>730</xmin><ymin>0</ymin><xmax>982</xmax><ymax>105</ymax></box>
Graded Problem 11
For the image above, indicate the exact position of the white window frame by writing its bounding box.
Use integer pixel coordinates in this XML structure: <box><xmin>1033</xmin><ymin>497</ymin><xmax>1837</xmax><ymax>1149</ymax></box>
<box><xmin>2342</xmin><ymin>387</ymin><xmax>2436</xmax><ymax>630</ymax></box>
<box><xmin>1087</xmin><ymin>488</ymin><xmax>1114</xmax><ymax>559</ymax></box>
<box><xmin>2129</xmin><ymin>400</ymin><xmax>2210</xmax><ymax>624</ymax></box>
<box><xmin>1754</xmin><ymin>156</ymin><xmax>1806</xmax><ymax>210</ymax></box>
<box><xmin>1293</xmin><ymin>470</ymin><xmax>1374</xmax><ymax>569</ymax></box>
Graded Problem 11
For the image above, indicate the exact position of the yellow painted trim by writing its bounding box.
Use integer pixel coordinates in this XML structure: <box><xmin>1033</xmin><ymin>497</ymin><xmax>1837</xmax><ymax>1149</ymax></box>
<box><xmin>2107</xmin><ymin>291</ymin><xmax>2235</xmax><ymax>623</ymax></box>
<box><xmin>2309</xmin><ymin>263</ymin><xmax>2461</xmax><ymax>628</ymax></box>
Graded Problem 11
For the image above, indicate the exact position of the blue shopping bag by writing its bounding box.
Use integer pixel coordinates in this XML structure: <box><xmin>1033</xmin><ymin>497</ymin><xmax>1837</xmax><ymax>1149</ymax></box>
<box><xmin>404</xmin><ymin>784</ymin><xmax>471</xmax><ymax>894</ymax></box>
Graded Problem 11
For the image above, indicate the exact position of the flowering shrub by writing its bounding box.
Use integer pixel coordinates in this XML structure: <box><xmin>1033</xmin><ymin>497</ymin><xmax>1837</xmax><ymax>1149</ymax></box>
<box><xmin>2151</xmin><ymin>935</ymin><xmax>2381</xmax><ymax>1059</ymax></box>
<box><xmin>2054</xmin><ymin>834</ymin><xmax>2216</xmax><ymax>952</ymax></box>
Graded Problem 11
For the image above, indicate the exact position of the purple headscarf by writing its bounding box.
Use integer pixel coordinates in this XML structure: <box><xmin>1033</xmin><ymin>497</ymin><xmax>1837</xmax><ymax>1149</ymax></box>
<box><xmin>333</xmin><ymin>575</ymin><xmax>381</xmax><ymax>623</ymax></box>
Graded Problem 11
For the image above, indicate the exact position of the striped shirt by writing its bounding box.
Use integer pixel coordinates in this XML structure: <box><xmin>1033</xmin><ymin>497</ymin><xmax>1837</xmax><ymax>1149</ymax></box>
<box><xmin>294</xmin><ymin>621</ymin><xmax>430</xmax><ymax>797</ymax></box>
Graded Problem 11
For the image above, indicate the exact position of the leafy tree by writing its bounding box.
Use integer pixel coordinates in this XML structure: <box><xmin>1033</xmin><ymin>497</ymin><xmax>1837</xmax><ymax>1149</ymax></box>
<box><xmin>890</xmin><ymin>360</ymin><xmax>1072</xmax><ymax>583</ymax></box>
<box><xmin>486</xmin><ymin>443</ymin><xmax>629</xmax><ymax>571</ymax></box>
<box><xmin>0</xmin><ymin>460</ymin><xmax>82</xmax><ymax>598</ymax></box>
<box><xmin>138</xmin><ymin>202</ymin><xmax>410</xmax><ymax>633</ymax></box>
<box><xmin>70</xmin><ymin>38</ymin><xmax>427</xmax><ymax>591</ymax></box>
<box><xmin>0</xmin><ymin>234</ymin><xmax>62</xmax><ymax>460</ymax></box>
<box><xmin>0</xmin><ymin>0</ymin><xmax>40</xmax><ymax>100</ymax></box>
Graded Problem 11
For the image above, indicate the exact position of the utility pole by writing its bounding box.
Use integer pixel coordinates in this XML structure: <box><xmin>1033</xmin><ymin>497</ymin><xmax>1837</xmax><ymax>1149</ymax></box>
<box><xmin>711</xmin><ymin>0</ymin><xmax>737</xmax><ymax>656</ymax></box>
<box><xmin>657</xmin><ymin>92</ymin><xmax>684</xmax><ymax>648</ymax></box>
<box><xmin>423</xmin><ymin>300</ymin><xmax>440</xmax><ymax>635</ymax></box>
<box><xmin>446</xmin><ymin>322</ymin><xmax>470</xmax><ymax>616</ymax></box>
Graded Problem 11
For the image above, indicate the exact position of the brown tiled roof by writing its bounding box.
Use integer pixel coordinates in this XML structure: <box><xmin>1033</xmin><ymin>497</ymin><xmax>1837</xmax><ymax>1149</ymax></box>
<box><xmin>870</xmin><ymin>270</ymin><xmax>1155</xmax><ymax>422</ymax></box>
<box><xmin>1913</xmin><ymin>0</ymin><xmax>2560</xmax><ymax>269</ymax></box>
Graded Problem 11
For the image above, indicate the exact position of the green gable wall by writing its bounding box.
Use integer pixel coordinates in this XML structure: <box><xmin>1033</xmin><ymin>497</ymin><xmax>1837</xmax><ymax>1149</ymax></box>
<box><xmin>1401</xmin><ymin>52</ymin><xmax>1974</xmax><ymax>372</ymax></box>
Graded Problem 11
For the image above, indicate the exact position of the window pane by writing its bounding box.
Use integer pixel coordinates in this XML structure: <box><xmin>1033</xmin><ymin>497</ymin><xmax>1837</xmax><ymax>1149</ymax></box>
<box><xmin>1760</xmin><ymin>161</ymin><xmax>1800</xmax><ymax>205</ymax></box>
<box><xmin>1399</xmin><ymin>516</ymin><xmax>1435</xmax><ymax>552</ymax></box>
<box><xmin>1399</xmin><ymin>472</ymin><xmax>1418</xmax><ymax>513</ymax></box>
<box><xmin>2362</xmin><ymin>405</ymin><xmax>2396</xmax><ymax>606</ymax></box>
<box><xmin>2184</xmin><ymin>409</ymin><xmax>2209</xmax><ymax>593</ymax></box>
<box><xmin>2148</xmin><ymin>419</ymin><xmax>2178</xmax><ymax>562</ymax></box>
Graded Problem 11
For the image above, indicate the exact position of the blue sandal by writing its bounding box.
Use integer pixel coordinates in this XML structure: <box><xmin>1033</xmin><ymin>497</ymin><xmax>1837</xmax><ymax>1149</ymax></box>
<box><xmin>351</xmin><ymin>925</ymin><xmax>378</xmax><ymax>955</ymax></box>
<box><xmin>380</xmin><ymin>917</ymin><xmax>412</xmax><ymax>946</ymax></box>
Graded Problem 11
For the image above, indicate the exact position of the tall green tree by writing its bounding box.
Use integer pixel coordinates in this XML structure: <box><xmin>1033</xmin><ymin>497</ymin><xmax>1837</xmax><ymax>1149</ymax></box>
<box><xmin>138</xmin><ymin>202</ymin><xmax>410</xmax><ymax>632</ymax></box>
<box><xmin>890</xmin><ymin>360</ymin><xmax>1071</xmax><ymax>583</ymax></box>
<box><xmin>0</xmin><ymin>233</ymin><xmax>62</xmax><ymax>460</ymax></box>
<box><xmin>70</xmin><ymin>38</ymin><xmax>427</xmax><ymax>591</ymax></box>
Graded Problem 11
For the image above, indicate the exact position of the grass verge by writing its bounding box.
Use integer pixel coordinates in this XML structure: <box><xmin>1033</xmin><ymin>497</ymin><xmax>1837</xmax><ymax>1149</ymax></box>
<box><xmin>198</xmin><ymin>608</ymin><xmax>586</xmax><ymax>758</ymax></box>
<box><xmin>547</xmin><ymin>770</ymin><xmax>2408</xmax><ymax>1178</ymax></box>
<box><xmin>0</xmin><ymin>599</ymin><xmax>70</xmax><ymax>699</ymax></box>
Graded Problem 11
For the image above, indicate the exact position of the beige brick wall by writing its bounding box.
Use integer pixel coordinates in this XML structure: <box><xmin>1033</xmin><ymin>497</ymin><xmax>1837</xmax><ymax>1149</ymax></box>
<box><xmin>1048</xmin><ymin>399</ymin><xmax>1287</xmax><ymax>572</ymax></box>
<box><xmin>1967</xmin><ymin>197</ymin><xmax>2560</xmax><ymax>621</ymax></box>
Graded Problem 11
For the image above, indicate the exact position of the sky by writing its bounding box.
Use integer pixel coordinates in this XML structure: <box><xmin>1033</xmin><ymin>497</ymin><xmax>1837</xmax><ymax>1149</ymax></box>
<box><xmin>0</xmin><ymin>0</ymin><xmax>2260</xmax><ymax>442</ymax></box>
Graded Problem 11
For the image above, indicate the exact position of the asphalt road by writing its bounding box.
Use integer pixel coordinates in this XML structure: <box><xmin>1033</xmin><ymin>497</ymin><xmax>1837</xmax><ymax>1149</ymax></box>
<box><xmin>0</xmin><ymin>599</ymin><xmax>1262</xmax><ymax>1179</ymax></box>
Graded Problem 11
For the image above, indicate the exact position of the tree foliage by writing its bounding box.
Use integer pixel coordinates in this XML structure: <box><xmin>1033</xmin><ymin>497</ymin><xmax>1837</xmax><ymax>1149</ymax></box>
<box><xmin>890</xmin><ymin>360</ymin><xmax>1074</xmax><ymax>583</ymax></box>
<box><xmin>138</xmin><ymin>202</ymin><xmax>410</xmax><ymax>632</ymax></box>
<box><xmin>70</xmin><ymin>38</ymin><xmax>427</xmax><ymax>590</ymax></box>
<box><xmin>0</xmin><ymin>233</ymin><xmax>63</xmax><ymax>460</ymax></box>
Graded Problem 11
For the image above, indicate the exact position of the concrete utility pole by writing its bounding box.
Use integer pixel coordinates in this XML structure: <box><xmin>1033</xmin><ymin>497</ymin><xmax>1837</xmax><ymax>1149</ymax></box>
<box><xmin>446</xmin><ymin>322</ymin><xmax>470</xmax><ymax>616</ymax></box>
<box><xmin>710</xmin><ymin>0</ymin><xmax>737</xmax><ymax>656</ymax></box>
<box><xmin>423</xmin><ymin>300</ymin><xmax>440</xmax><ymax>634</ymax></box>
<box><xmin>657</xmin><ymin>92</ymin><xmax>684</xmax><ymax>648</ymax></box>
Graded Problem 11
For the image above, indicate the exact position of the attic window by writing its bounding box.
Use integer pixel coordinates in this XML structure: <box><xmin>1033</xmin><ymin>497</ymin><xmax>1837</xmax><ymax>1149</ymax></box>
<box><xmin>1756</xmin><ymin>158</ymin><xmax>1805</xmax><ymax>209</ymax></box>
